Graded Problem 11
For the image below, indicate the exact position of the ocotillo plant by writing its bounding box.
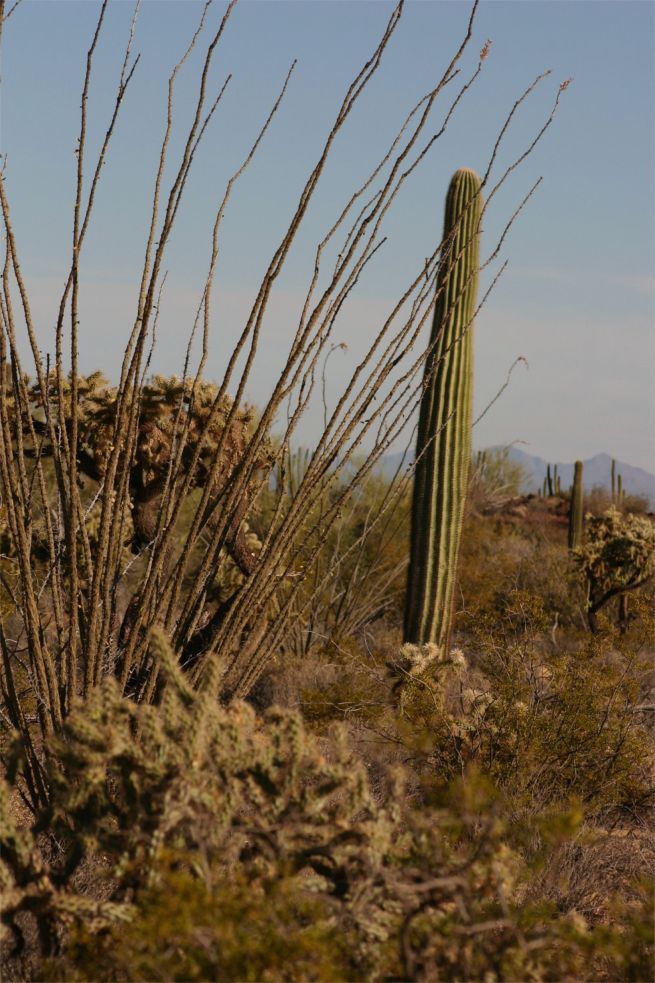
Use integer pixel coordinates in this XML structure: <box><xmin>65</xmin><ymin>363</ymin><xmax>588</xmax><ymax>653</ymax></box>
<box><xmin>404</xmin><ymin>168</ymin><xmax>482</xmax><ymax>649</ymax></box>
<box><xmin>568</xmin><ymin>460</ymin><xmax>584</xmax><ymax>549</ymax></box>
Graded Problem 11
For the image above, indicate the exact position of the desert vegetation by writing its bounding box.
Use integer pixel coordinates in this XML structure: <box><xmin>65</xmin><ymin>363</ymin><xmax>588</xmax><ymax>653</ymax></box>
<box><xmin>0</xmin><ymin>1</ymin><xmax>653</xmax><ymax>980</ymax></box>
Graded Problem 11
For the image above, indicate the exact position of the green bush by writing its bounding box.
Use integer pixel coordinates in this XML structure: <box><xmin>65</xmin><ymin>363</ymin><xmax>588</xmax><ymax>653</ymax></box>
<box><xmin>387</xmin><ymin>592</ymin><xmax>653</xmax><ymax>820</ymax></box>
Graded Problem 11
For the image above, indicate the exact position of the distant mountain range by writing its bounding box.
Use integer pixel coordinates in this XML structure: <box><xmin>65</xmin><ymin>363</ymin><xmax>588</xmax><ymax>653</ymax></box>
<box><xmin>379</xmin><ymin>448</ymin><xmax>655</xmax><ymax>510</ymax></box>
<box><xmin>497</xmin><ymin>449</ymin><xmax>655</xmax><ymax>509</ymax></box>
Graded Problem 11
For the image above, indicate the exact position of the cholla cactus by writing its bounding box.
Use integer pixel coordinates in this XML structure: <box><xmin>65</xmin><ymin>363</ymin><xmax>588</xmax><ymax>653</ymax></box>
<box><xmin>2</xmin><ymin>629</ymin><xmax>644</xmax><ymax>979</ymax></box>
<box><xmin>573</xmin><ymin>506</ymin><xmax>655</xmax><ymax>631</ymax></box>
<box><xmin>25</xmin><ymin>372</ymin><xmax>266</xmax><ymax>561</ymax></box>
<box><xmin>386</xmin><ymin>642</ymin><xmax>468</xmax><ymax>709</ymax></box>
<box><xmin>0</xmin><ymin>629</ymin><xmax>393</xmax><ymax>958</ymax></box>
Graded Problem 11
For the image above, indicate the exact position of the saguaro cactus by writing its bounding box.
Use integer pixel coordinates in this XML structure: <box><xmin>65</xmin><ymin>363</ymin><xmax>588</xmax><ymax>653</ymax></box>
<box><xmin>568</xmin><ymin>460</ymin><xmax>584</xmax><ymax>550</ymax></box>
<box><xmin>404</xmin><ymin>168</ymin><xmax>482</xmax><ymax>648</ymax></box>
<box><xmin>611</xmin><ymin>458</ymin><xmax>616</xmax><ymax>502</ymax></box>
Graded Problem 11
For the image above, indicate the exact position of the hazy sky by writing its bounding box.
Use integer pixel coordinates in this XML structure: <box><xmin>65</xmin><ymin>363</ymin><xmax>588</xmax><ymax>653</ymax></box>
<box><xmin>1</xmin><ymin>0</ymin><xmax>653</xmax><ymax>471</ymax></box>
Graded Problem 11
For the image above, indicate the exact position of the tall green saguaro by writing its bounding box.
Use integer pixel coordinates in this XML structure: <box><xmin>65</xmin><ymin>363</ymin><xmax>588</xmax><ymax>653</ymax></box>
<box><xmin>404</xmin><ymin>168</ymin><xmax>482</xmax><ymax>648</ymax></box>
<box><xmin>568</xmin><ymin>460</ymin><xmax>584</xmax><ymax>550</ymax></box>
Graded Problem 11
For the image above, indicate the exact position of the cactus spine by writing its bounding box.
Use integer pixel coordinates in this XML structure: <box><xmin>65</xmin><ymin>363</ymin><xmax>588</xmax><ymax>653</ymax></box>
<box><xmin>568</xmin><ymin>460</ymin><xmax>584</xmax><ymax>550</ymax></box>
<box><xmin>404</xmin><ymin>168</ymin><xmax>482</xmax><ymax>648</ymax></box>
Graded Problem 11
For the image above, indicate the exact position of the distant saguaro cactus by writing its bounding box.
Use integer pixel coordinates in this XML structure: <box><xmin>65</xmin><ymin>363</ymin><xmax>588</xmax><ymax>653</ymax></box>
<box><xmin>553</xmin><ymin>464</ymin><xmax>561</xmax><ymax>496</ymax></box>
<box><xmin>611</xmin><ymin>458</ymin><xmax>616</xmax><ymax>501</ymax></box>
<box><xmin>568</xmin><ymin>460</ymin><xmax>584</xmax><ymax>550</ymax></box>
<box><xmin>404</xmin><ymin>168</ymin><xmax>482</xmax><ymax>649</ymax></box>
<box><xmin>546</xmin><ymin>464</ymin><xmax>553</xmax><ymax>497</ymax></box>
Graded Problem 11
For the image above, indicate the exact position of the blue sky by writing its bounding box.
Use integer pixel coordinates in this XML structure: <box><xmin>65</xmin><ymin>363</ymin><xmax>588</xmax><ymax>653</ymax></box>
<box><xmin>1</xmin><ymin>0</ymin><xmax>653</xmax><ymax>471</ymax></box>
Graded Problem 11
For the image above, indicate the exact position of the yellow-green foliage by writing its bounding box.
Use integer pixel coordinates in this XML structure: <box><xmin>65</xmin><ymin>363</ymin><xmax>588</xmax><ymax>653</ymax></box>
<box><xmin>0</xmin><ymin>636</ymin><xmax>393</xmax><ymax>974</ymax></box>
<box><xmin>2</xmin><ymin>637</ymin><xmax>653</xmax><ymax>982</ymax></box>
<box><xmin>44</xmin><ymin>866</ymin><xmax>358</xmax><ymax>982</ymax></box>
<box><xmin>387</xmin><ymin>590</ymin><xmax>653</xmax><ymax>819</ymax></box>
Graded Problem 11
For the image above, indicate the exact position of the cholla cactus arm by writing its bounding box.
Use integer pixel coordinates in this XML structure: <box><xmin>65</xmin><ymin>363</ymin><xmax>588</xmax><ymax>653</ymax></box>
<box><xmin>404</xmin><ymin>168</ymin><xmax>482</xmax><ymax>651</ymax></box>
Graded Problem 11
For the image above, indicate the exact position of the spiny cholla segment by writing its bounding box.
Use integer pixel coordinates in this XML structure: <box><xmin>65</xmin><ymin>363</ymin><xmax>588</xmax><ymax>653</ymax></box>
<box><xmin>404</xmin><ymin>168</ymin><xmax>482</xmax><ymax>649</ymax></box>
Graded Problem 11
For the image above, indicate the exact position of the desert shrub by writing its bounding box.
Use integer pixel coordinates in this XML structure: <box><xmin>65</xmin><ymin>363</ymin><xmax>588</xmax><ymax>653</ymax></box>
<box><xmin>4</xmin><ymin>628</ymin><xmax>652</xmax><ymax>982</ymax></box>
<box><xmin>371</xmin><ymin>593</ymin><xmax>653</xmax><ymax>822</ymax></box>
<box><xmin>585</xmin><ymin>486</ymin><xmax>652</xmax><ymax>518</ymax></box>
<box><xmin>1</xmin><ymin>629</ymin><xmax>393</xmax><ymax>977</ymax></box>
<box><xmin>42</xmin><ymin>867</ymin><xmax>357</xmax><ymax>982</ymax></box>
<box><xmin>458</xmin><ymin>513</ymin><xmax>583</xmax><ymax>631</ymax></box>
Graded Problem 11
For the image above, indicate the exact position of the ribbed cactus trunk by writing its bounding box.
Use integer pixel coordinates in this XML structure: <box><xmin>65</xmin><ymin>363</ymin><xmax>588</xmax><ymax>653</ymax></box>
<box><xmin>568</xmin><ymin>460</ymin><xmax>584</xmax><ymax>549</ymax></box>
<box><xmin>404</xmin><ymin>168</ymin><xmax>482</xmax><ymax>648</ymax></box>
